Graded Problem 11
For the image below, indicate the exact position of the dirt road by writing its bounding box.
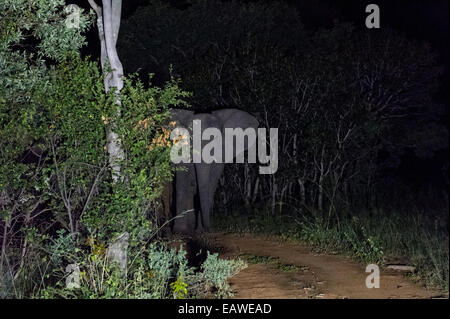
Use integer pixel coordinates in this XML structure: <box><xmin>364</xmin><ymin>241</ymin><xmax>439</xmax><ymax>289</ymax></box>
<box><xmin>205</xmin><ymin>232</ymin><xmax>444</xmax><ymax>299</ymax></box>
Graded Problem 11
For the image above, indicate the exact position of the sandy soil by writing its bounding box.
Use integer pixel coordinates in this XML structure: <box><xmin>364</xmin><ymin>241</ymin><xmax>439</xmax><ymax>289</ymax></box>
<box><xmin>204</xmin><ymin>232</ymin><xmax>444</xmax><ymax>299</ymax></box>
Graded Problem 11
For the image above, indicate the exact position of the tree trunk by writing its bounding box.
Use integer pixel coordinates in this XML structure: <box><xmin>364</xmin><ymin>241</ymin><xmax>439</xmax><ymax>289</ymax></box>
<box><xmin>89</xmin><ymin>0</ymin><xmax>124</xmax><ymax>182</ymax></box>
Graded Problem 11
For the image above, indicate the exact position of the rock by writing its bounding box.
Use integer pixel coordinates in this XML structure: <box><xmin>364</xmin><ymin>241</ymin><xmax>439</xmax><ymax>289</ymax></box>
<box><xmin>106</xmin><ymin>232</ymin><xmax>129</xmax><ymax>273</ymax></box>
<box><xmin>65</xmin><ymin>263</ymin><xmax>80</xmax><ymax>289</ymax></box>
<box><xmin>386</xmin><ymin>264</ymin><xmax>416</xmax><ymax>272</ymax></box>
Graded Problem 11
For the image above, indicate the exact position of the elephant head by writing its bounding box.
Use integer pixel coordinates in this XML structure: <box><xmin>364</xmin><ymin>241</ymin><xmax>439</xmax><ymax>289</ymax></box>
<box><xmin>169</xmin><ymin>108</ymin><xmax>259</xmax><ymax>234</ymax></box>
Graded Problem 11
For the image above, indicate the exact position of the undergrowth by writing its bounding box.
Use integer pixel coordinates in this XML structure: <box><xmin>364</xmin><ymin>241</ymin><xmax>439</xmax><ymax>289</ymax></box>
<box><xmin>213</xmin><ymin>207</ymin><xmax>449</xmax><ymax>293</ymax></box>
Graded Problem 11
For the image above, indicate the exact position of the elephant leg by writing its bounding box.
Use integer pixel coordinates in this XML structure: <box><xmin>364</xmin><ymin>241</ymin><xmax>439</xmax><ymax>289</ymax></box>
<box><xmin>196</xmin><ymin>162</ymin><xmax>225</xmax><ymax>231</ymax></box>
<box><xmin>195</xmin><ymin>163</ymin><xmax>210</xmax><ymax>232</ymax></box>
<box><xmin>158</xmin><ymin>181</ymin><xmax>172</xmax><ymax>236</ymax></box>
<box><xmin>207</xmin><ymin>162</ymin><xmax>225</xmax><ymax>225</ymax></box>
<box><xmin>172</xmin><ymin>163</ymin><xmax>197</xmax><ymax>235</ymax></box>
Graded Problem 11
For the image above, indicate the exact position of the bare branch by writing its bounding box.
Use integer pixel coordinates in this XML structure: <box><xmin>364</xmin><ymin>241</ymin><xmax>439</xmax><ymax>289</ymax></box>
<box><xmin>87</xmin><ymin>0</ymin><xmax>101</xmax><ymax>16</ymax></box>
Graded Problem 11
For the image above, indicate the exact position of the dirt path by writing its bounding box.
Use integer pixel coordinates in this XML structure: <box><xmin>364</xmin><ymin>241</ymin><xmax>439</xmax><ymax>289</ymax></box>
<box><xmin>204</xmin><ymin>232</ymin><xmax>443</xmax><ymax>299</ymax></box>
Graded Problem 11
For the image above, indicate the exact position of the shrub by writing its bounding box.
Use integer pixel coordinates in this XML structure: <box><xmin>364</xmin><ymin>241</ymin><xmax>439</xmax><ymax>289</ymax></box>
<box><xmin>32</xmin><ymin>232</ymin><xmax>245</xmax><ymax>299</ymax></box>
<box><xmin>0</xmin><ymin>55</ymin><xmax>191</xmax><ymax>298</ymax></box>
<box><xmin>198</xmin><ymin>252</ymin><xmax>247</xmax><ymax>298</ymax></box>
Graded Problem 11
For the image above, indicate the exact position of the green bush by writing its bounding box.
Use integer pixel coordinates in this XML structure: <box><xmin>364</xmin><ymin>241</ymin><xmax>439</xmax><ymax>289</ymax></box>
<box><xmin>199</xmin><ymin>252</ymin><xmax>247</xmax><ymax>298</ymax></box>
<box><xmin>0</xmin><ymin>0</ymin><xmax>250</xmax><ymax>299</ymax></box>
<box><xmin>0</xmin><ymin>54</ymin><xmax>191</xmax><ymax>298</ymax></box>
<box><xmin>31</xmin><ymin>232</ymin><xmax>245</xmax><ymax>299</ymax></box>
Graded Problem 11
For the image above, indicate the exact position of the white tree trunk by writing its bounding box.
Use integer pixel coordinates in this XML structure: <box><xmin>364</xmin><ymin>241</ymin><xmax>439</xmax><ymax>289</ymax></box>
<box><xmin>89</xmin><ymin>0</ymin><xmax>124</xmax><ymax>182</ymax></box>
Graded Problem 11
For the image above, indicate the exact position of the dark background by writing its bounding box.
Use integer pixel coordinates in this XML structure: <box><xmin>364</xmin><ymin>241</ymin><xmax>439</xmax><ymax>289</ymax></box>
<box><xmin>79</xmin><ymin>0</ymin><xmax>449</xmax><ymax>98</ymax></box>
<box><xmin>78</xmin><ymin>0</ymin><xmax>449</xmax><ymax>93</ymax></box>
<box><xmin>76</xmin><ymin>0</ymin><xmax>449</xmax><ymax>193</ymax></box>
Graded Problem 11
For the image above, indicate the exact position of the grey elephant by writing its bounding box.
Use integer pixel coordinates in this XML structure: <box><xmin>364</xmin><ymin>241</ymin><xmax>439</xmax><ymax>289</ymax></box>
<box><xmin>169</xmin><ymin>108</ymin><xmax>259</xmax><ymax>234</ymax></box>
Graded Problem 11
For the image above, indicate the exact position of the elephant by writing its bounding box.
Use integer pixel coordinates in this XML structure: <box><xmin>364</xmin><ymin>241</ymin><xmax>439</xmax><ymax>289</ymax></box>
<box><xmin>169</xmin><ymin>108</ymin><xmax>259</xmax><ymax>234</ymax></box>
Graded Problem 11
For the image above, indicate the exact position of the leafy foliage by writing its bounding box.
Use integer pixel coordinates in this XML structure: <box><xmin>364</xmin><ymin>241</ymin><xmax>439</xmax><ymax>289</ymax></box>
<box><xmin>0</xmin><ymin>52</ymin><xmax>194</xmax><ymax>297</ymax></box>
<box><xmin>199</xmin><ymin>252</ymin><xmax>247</xmax><ymax>298</ymax></box>
<box><xmin>0</xmin><ymin>0</ymin><xmax>92</xmax><ymax>105</ymax></box>
<box><xmin>33</xmin><ymin>234</ymin><xmax>245</xmax><ymax>299</ymax></box>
